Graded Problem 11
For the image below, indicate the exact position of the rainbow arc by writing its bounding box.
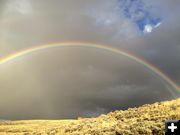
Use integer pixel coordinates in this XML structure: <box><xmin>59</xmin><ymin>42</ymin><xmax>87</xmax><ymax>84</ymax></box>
<box><xmin>0</xmin><ymin>42</ymin><xmax>179</xmax><ymax>97</ymax></box>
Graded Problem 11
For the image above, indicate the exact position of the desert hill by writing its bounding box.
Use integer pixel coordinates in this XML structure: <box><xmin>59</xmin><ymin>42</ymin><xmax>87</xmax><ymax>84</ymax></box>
<box><xmin>0</xmin><ymin>98</ymin><xmax>180</xmax><ymax>135</ymax></box>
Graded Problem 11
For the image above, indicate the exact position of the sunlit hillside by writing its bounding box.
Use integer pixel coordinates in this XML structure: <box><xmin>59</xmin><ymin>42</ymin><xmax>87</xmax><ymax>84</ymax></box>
<box><xmin>0</xmin><ymin>98</ymin><xmax>180</xmax><ymax>135</ymax></box>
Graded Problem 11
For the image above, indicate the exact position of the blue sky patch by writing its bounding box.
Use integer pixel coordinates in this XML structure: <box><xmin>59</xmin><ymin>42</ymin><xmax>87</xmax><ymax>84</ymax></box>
<box><xmin>118</xmin><ymin>0</ymin><xmax>162</xmax><ymax>33</ymax></box>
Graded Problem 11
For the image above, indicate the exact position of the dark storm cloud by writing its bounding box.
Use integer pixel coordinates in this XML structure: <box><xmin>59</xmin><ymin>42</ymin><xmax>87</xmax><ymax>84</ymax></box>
<box><xmin>135</xmin><ymin>0</ymin><xmax>180</xmax><ymax>84</ymax></box>
<box><xmin>0</xmin><ymin>47</ymin><xmax>173</xmax><ymax>119</ymax></box>
<box><xmin>0</xmin><ymin>0</ymin><xmax>179</xmax><ymax>119</ymax></box>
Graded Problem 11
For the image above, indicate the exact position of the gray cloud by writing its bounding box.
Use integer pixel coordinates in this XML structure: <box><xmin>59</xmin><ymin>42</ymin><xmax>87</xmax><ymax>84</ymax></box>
<box><xmin>0</xmin><ymin>47</ymin><xmax>174</xmax><ymax>120</ymax></box>
<box><xmin>0</xmin><ymin>0</ymin><xmax>179</xmax><ymax>120</ymax></box>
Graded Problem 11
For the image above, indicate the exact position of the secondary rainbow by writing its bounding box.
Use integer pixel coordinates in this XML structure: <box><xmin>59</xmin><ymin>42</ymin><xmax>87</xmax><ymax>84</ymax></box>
<box><xmin>0</xmin><ymin>42</ymin><xmax>179</xmax><ymax>97</ymax></box>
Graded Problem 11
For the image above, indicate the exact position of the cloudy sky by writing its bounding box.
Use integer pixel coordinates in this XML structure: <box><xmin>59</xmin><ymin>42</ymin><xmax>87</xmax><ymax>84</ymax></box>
<box><xmin>0</xmin><ymin>0</ymin><xmax>179</xmax><ymax>120</ymax></box>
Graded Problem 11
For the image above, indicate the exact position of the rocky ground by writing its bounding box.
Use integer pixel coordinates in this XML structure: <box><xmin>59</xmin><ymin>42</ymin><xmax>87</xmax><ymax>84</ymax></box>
<box><xmin>0</xmin><ymin>98</ymin><xmax>180</xmax><ymax>135</ymax></box>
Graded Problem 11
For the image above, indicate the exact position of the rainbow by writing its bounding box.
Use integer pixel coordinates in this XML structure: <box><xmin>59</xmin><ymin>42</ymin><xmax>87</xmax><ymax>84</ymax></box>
<box><xmin>0</xmin><ymin>42</ymin><xmax>179</xmax><ymax>97</ymax></box>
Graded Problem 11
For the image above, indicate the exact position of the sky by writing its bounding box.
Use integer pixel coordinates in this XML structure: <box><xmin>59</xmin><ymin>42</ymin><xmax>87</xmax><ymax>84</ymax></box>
<box><xmin>0</xmin><ymin>0</ymin><xmax>180</xmax><ymax>120</ymax></box>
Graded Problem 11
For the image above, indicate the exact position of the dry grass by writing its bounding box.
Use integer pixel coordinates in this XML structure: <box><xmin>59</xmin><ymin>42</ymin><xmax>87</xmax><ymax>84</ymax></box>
<box><xmin>0</xmin><ymin>98</ymin><xmax>180</xmax><ymax>135</ymax></box>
